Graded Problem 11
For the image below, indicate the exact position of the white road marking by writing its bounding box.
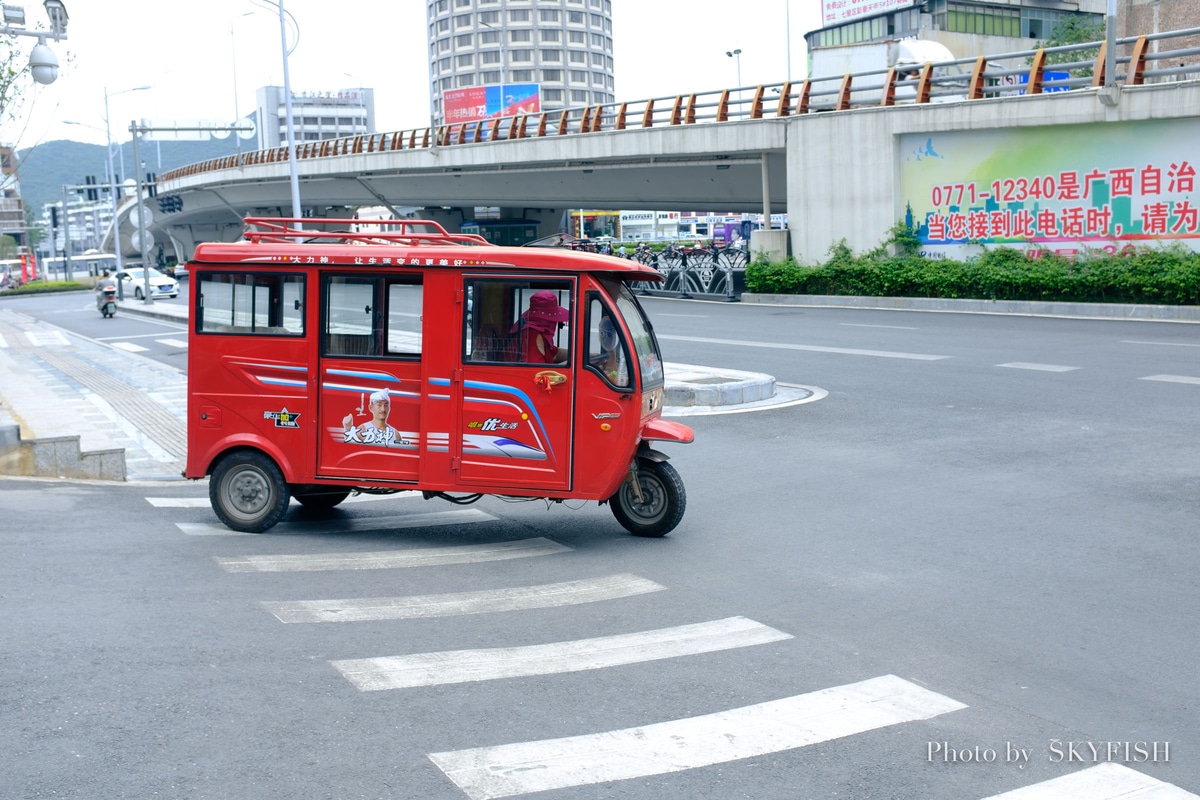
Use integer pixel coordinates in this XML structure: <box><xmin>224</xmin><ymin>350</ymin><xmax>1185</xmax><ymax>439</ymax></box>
<box><xmin>215</xmin><ymin>536</ymin><xmax>568</xmax><ymax>572</ymax></box>
<box><xmin>996</xmin><ymin>362</ymin><xmax>1080</xmax><ymax>372</ymax></box>
<box><xmin>182</xmin><ymin>508</ymin><xmax>497</xmax><ymax>537</ymax></box>
<box><xmin>148</xmin><ymin>490</ymin><xmax>422</xmax><ymax>508</ymax></box>
<box><xmin>25</xmin><ymin>330</ymin><xmax>70</xmax><ymax>346</ymax></box>
<box><xmin>1122</xmin><ymin>340</ymin><xmax>1200</xmax><ymax>348</ymax></box>
<box><xmin>335</xmin><ymin>617</ymin><xmax>792</xmax><ymax>692</ymax></box>
<box><xmin>148</xmin><ymin>497</ymin><xmax>211</xmax><ymax>508</ymax></box>
<box><xmin>155</xmin><ymin>338</ymin><xmax>189</xmax><ymax>348</ymax></box>
<box><xmin>266</xmin><ymin>573</ymin><xmax>665</xmax><ymax>623</ymax></box>
<box><xmin>97</xmin><ymin>331</ymin><xmax>180</xmax><ymax>341</ymax></box>
<box><xmin>657</xmin><ymin>333</ymin><xmax>949</xmax><ymax>360</ymax></box>
<box><xmin>0</xmin><ymin>334</ymin><xmax>6</xmax><ymax>348</ymax></box>
<box><xmin>979</xmin><ymin>762</ymin><xmax>1198</xmax><ymax>799</ymax></box>
<box><xmin>429</xmin><ymin>674</ymin><xmax>966</xmax><ymax>800</ymax></box>
<box><xmin>839</xmin><ymin>322</ymin><xmax>919</xmax><ymax>330</ymax></box>
<box><xmin>111</xmin><ymin>341</ymin><xmax>150</xmax><ymax>353</ymax></box>
<box><xmin>1140</xmin><ymin>374</ymin><xmax>1200</xmax><ymax>385</ymax></box>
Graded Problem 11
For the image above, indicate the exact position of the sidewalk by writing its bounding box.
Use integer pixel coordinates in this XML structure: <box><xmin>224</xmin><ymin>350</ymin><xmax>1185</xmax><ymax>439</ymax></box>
<box><xmin>0</xmin><ymin>295</ymin><xmax>782</xmax><ymax>482</ymax></box>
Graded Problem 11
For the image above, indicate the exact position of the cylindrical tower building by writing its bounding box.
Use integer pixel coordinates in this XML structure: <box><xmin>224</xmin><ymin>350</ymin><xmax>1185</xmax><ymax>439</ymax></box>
<box><xmin>426</xmin><ymin>0</ymin><xmax>615</xmax><ymax>127</ymax></box>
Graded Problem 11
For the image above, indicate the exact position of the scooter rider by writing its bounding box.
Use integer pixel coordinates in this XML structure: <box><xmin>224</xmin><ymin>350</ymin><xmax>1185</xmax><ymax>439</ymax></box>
<box><xmin>96</xmin><ymin>270</ymin><xmax>118</xmax><ymax>311</ymax></box>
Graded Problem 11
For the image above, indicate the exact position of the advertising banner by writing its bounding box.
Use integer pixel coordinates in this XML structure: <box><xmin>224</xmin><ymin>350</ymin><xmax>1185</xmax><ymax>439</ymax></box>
<box><xmin>821</xmin><ymin>0</ymin><xmax>918</xmax><ymax>26</ymax></box>
<box><xmin>900</xmin><ymin>119</ymin><xmax>1200</xmax><ymax>258</ymax></box>
<box><xmin>444</xmin><ymin>83</ymin><xmax>541</xmax><ymax>125</ymax></box>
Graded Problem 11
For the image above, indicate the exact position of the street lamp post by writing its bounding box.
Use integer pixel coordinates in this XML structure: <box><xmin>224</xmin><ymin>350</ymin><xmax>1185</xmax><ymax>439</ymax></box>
<box><xmin>480</xmin><ymin>20</ymin><xmax>508</xmax><ymax>119</ymax></box>
<box><xmin>104</xmin><ymin>85</ymin><xmax>150</xmax><ymax>297</ymax></box>
<box><xmin>276</xmin><ymin>0</ymin><xmax>303</xmax><ymax>224</ymax></box>
<box><xmin>726</xmin><ymin>48</ymin><xmax>743</xmax><ymax>117</ymax></box>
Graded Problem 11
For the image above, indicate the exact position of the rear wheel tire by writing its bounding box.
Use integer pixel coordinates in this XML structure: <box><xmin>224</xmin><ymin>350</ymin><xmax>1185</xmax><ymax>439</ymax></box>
<box><xmin>293</xmin><ymin>488</ymin><xmax>351</xmax><ymax>510</ymax></box>
<box><xmin>210</xmin><ymin>450</ymin><xmax>290</xmax><ymax>533</ymax></box>
<box><xmin>610</xmin><ymin>459</ymin><xmax>686</xmax><ymax>538</ymax></box>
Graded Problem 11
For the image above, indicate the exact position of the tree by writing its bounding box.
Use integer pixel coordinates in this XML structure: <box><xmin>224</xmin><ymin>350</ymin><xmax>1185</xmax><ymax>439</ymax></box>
<box><xmin>0</xmin><ymin>36</ymin><xmax>32</xmax><ymax>130</ymax></box>
<box><xmin>1037</xmin><ymin>16</ymin><xmax>1106</xmax><ymax>77</ymax></box>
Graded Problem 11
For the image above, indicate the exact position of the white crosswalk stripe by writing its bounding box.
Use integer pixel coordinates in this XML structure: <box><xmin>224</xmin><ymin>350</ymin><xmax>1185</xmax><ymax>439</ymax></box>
<box><xmin>428</xmin><ymin>674</ymin><xmax>967</xmax><ymax>800</ymax></box>
<box><xmin>997</xmin><ymin>362</ymin><xmax>1079</xmax><ymax>372</ymax></box>
<box><xmin>155</xmin><ymin>338</ymin><xmax>189</xmax><ymax>348</ymax></box>
<box><xmin>111</xmin><ymin>341</ymin><xmax>150</xmax><ymax>352</ymax></box>
<box><xmin>148</xmin><ymin>491</ymin><xmax>422</xmax><ymax>508</ymax></box>
<box><xmin>979</xmin><ymin>763</ymin><xmax>1198</xmax><ymax>799</ymax></box>
<box><xmin>214</xmin><ymin>536</ymin><xmax>569</xmax><ymax>572</ymax></box>
<box><xmin>25</xmin><ymin>330</ymin><xmax>70</xmax><ymax>346</ymax></box>
<box><xmin>181</xmin><ymin>507</ymin><xmax>497</xmax><ymax>537</ymax></box>
<box><xmin>1140</xmin><ymin>374</ymin><xmax>1200</xmax><ymax>385</ymax></box>
<box><xmin>264</xmin><ymin>573</ymin><xmax>665</xmax><ymax>623</ymax></box>
<box><xmin>333</xmin><ymin>616</ymin><xmax>790</xmax><ymax>691</ymax></box>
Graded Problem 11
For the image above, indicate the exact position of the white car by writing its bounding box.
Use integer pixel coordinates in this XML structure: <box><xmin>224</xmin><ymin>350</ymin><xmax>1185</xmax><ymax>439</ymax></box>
<box><xmin>116</xmin><ymin>267</ymin><xmax>178</xmax><ymax>300</ymax></box>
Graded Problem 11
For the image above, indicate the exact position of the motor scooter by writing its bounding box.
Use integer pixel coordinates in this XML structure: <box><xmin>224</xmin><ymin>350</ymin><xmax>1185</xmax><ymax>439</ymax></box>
<box><xmin>96</xmin><ymin>282</ymin><xmax>118</xmax><ymax>318</ymax></box>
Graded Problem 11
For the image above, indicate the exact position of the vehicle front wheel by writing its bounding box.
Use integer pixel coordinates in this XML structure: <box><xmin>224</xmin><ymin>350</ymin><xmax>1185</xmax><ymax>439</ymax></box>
<box><xmin>293</xmin><ymin>488</ymin><xmax>351</xmax><ymax>510</ymax></box>
<box><xmin>210</xmin><ymin>450</ymin><xmax>290</xmax><ymax>533</ymax></box>
<box><xmin>609</xmin><ymin>458</ymin><xmax>686</xmax><ymax>537</ymax></box>
<box><xmin>134</xmin><ymin>286</ymin><xmax>144</xmax><ymax>300</ymax></box>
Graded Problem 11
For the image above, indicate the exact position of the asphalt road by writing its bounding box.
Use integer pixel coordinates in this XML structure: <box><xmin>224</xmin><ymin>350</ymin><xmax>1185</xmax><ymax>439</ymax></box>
<box><xmin>2</xmin><ymin>296</ymin><xmax>1198</xmax><ymax>799</ymax></box>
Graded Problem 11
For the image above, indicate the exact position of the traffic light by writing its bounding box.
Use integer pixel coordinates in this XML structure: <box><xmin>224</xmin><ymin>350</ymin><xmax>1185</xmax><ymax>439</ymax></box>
<box><xmin>157</xmin><ymin>195</ymin><xmax>183</xmax><ymax>214</ymax></box>
<box><xmin>50</xmin><ymin>206</ymin><xmax>58</xmax><ymax>227</ymax></box>
<box><xmin>146</xmin><ymin>172</ymin><xmax>158</xmax><ymax>198</ymax></box>
<box><xmin>85</xmin><ymin>175</ymin><xmax>99</xmax><ymax>201</ymax></box>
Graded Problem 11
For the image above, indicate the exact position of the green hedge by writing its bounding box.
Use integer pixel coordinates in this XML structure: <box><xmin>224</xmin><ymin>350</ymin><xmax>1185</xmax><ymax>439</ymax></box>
<box><xmin>746</xmin><ymin>235</ymin><xmax>1200</xmax><ymax>306</ymax></box>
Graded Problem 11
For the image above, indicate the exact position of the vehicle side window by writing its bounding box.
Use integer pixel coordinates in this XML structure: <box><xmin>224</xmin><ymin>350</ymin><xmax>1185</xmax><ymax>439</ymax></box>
<box><xmin>585</xmin><ymin>294</ymin><xmax>631</xmax><ymax>389</ymax></box>
<box><xmin>323</xmin><ymin>275</ymin><xmax>423</xmax><ymax>358</ymax></box>
<box><xmin>197</xmin><ymin>272</ymin><xmax>304</xmax><ymax>335</ymax></box>
<box><xmin>386</xmin><ymin>280</ymin><xmax>423</xmax><ymax>355</ymax></box>
<box><xmin>464</xmin><ymin>279</ymin><xmax>571</xmax><ymax>365</ymax></box>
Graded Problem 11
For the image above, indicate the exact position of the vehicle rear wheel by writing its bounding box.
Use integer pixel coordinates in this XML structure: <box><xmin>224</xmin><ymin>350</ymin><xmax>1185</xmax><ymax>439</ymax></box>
<box><xmin>210</xmin><ymin>450</ymin><xmax>290</xmax><ymax>533</ymax></box>
<box><xmin>293</xmin><ymin>488</ymin><xmax>351</xmax><ymax>510</ymax></box>
<box><xmin>609</xmin><ymin>458</ymin><xmax>686</xmax><ymax>537</ymax></box>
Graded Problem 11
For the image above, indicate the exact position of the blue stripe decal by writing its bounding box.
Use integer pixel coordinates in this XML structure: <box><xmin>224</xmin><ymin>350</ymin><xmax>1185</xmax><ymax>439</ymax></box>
<box><xmin>326</xmin><ymin>368</ymin><xmax>402</xmax><ymax>382</ymax></box>
<box><xmin>427</xmin><ymin>376</ymin><xmax>556</xmax><ymax>460</ymax></box>
<box><xmin>241</xmin><ymin>362</ymin><xmax>307</xmax><ymax>373</ymax></box>
<box><xmin>322</xmin><ymin>382</ymin><xmax>420</xmax><ymax>398</ymax></box>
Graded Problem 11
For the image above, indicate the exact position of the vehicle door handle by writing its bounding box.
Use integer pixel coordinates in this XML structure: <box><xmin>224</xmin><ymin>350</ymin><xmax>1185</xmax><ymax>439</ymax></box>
<box><xmin>534</xmin><ymin>371</ymin><xmax>567</xmax><ymax>391</ymax></box>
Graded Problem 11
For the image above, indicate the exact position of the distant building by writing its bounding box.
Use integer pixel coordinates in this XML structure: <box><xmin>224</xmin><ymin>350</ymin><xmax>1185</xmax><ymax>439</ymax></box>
<box><xmin>425</xmin><ymin>0</ymin><xmax>615</xmax><ymax>127</ymax></box>
<box><xmin>255</xmin><ymin>86</ymin><xmax>376</xmax><ymax>149</ymax></box>
<box><xmin>0</xmin><ymin>147</ymin><xmax>27</xmax><ymax>249</ymax></box>
<box><xmin>1118</xmin><ymin>0</ymin><xmax>1200</xmax><ymax>79</ymax></box>
<box><xmin>805</xmin><ymin>0</ymin><xmax>1107</xmax><ymax>71</ymax></box>
<box><xmin>37</xmin><ymin>197</ymin><xmax>112</xmax><ymax>261</ymax></box>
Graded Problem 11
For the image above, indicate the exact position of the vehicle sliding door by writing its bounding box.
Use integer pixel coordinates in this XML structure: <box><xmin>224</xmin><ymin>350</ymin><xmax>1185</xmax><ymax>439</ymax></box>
<box><xmin>453</xmin><ymin>276</ymin><xmax>575</xmax><ymax>491</ymax></box>
<box><xmin>316</xmin><ymin>273</ymin><xmax>424</xmax><ymax>483</ymax></box>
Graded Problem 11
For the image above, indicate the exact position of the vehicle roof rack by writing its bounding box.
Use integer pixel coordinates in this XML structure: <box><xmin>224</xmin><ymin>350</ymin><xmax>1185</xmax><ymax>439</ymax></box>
<box><xmin>241</xmin><ymin>217</ymin><xmax>493</xmax><ymax>247</ymax></box>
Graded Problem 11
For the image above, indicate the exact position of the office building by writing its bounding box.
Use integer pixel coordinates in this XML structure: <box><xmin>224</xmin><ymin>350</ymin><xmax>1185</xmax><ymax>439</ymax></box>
<box><xmin>255</xmin><ymin>86</ymin><xmax>376</xmax><ymax>149</ymax></box>
<box><xmin>426</xmin><ymin>0</ymin><xmax>615</xmax><ymax>127</ymax></box>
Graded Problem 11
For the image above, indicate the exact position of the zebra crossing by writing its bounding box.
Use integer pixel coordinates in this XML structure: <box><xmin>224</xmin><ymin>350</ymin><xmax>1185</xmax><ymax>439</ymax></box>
<box><xmin>143</xmin><ymin>493</ymin><xmax>1198</xmax><ymax>799</ymax></box>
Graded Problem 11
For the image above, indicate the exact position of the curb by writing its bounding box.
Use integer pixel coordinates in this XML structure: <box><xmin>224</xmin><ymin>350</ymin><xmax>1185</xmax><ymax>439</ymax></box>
<box><xmin>740</xmin><ymin>293</ymin><xmax>1200</xmax><ymax>322</ymax></box>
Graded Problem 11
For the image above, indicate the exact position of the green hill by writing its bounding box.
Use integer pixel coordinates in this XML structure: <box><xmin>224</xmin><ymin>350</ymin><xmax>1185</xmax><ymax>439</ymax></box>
<box><xmin>13</xmin><ymin>137</ymin><xmax>252</xmax><ymax>218</ymax></box>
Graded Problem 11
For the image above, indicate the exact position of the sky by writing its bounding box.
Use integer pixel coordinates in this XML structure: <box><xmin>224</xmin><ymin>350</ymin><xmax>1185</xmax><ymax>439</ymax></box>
<box><xmin>6</xmin><ymin>0</ymin><xmax>822</xmax><ymax>151</ymax></box>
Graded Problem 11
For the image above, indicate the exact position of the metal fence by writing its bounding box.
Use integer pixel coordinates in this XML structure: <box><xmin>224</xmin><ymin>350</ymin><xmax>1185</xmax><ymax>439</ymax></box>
<box><xmin>161</xmin><ymin>27</ymin><xmax>1200</xmax><ymax>185</ymax></box>
<box><xmin>627</xmin><ymin>246</ymin><xmax>750</xmax><ymax>301</ymax></box>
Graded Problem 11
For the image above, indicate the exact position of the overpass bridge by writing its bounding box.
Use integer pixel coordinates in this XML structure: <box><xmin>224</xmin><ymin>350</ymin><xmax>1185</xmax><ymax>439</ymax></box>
<box><xmin>115</xmin><ymin>28</ymin><xmax>1200</xmax><ymax>267</ymax></box>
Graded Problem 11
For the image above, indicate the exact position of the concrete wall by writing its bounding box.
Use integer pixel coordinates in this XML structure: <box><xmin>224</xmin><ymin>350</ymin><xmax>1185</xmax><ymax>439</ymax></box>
<box><xmin>786</xmin><ymin>80</ymin><xmax>1200</xmax><ymax>263</ymax></box>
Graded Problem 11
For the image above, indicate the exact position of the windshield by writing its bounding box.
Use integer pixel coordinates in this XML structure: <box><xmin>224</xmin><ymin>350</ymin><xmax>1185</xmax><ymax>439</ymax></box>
<box><xmin>608</xmin><ymin>279</ymin><xmax>664</xmax><ymax>388</ymax></box>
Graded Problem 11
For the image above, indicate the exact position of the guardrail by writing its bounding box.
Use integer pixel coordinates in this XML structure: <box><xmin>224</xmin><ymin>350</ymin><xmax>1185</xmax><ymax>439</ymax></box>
<box><xmin>161</xmin><ymin>27</ymin><xmax>1200</xmax><ymax>185</ymax></box>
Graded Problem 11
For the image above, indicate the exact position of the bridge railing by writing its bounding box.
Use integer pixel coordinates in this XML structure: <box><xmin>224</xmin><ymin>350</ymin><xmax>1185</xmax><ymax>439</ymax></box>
<box><xmin>160</xmin><ymin>27</ymin><xmax>1200</xmax><ymax>185</ymax></box>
